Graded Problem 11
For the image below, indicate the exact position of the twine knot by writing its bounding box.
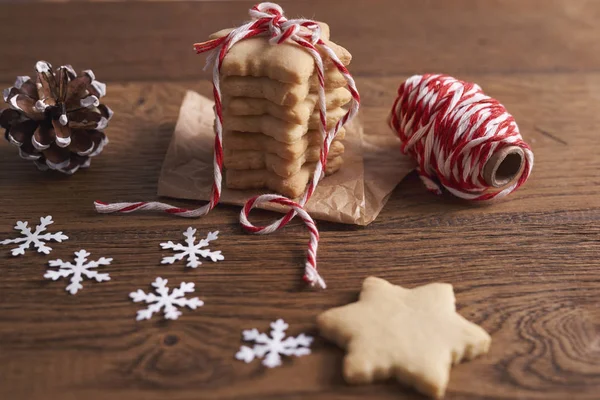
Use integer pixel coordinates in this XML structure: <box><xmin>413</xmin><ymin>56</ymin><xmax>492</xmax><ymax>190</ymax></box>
<box><xmin>249</xmin><ymin>2</ymin><xmax>322</xmax><ymax>46</ymax></box>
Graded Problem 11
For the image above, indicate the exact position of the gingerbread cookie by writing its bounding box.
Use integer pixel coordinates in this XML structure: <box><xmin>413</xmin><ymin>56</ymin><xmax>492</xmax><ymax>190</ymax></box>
<box><xmin>210</xmin><ymin>25</ymin><xmax>351</xmax><ymax>83</ymax></box>
<box><xmin>317</xmin><ymin>277</ymin><xmax>491</xmax><ymax>399</ymax></box>
<box><xmin>224</xmin><ymin>140</ymin><xmax>345</xmax><ymax>177</ymax></box>
<box><xmin>223</xmin><ymin>107</ymin><xmax>347</xmax><ymax>143</ymax></box>
<box><xmin>221</xmin><ymin>71</ymin><xmax>348</xmax><ymax>106</ymax></box>
<box><xmin>223</xmin><ymin>128</ymin><xmax>346</xmax><ymax>161</ymax></box>
<box><xmin>224</xmin><ymin>87</ymin><xmax>351</xmax><ymax>124</ymax></box>
<box><xmin>226</xmin><ymin>156</ymin><xmax>343</xmax><ymax>198</ymax></box>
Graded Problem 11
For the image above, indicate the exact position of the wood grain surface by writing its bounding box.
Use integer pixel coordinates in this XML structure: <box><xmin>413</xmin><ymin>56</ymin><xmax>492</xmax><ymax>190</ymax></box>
<box><xmin>0</xmin><ymin>1</ymin><xmax>599</xmax><ymax>399</ymax></box>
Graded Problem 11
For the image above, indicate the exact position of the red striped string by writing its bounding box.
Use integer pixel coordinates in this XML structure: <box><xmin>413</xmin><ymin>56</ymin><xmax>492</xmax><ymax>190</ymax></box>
<box><xmin>94</xmin><ymin>2</ymin><xmax>360</xmax><ymax>289</ymax></box>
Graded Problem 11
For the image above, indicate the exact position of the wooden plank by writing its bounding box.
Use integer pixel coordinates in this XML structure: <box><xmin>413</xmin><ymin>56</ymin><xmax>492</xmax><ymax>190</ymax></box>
<box><xmin>1</xmin><ymin>0</ymin><xmax>600</xmax><ymax>82</ymax></box>
<box><xmin>0</xmin><ymin>72</ymin><xmax>599</xmax><ymax>399</ymax></box>
<box><xmin>2</xmin><ymin>73</ymin><xmax>597</xmax><ymax>217</ymax></box>
<box><xmin>1</xmin><ymin>0</ymin><xmax>600</xmax><ymax>398</ymax></box>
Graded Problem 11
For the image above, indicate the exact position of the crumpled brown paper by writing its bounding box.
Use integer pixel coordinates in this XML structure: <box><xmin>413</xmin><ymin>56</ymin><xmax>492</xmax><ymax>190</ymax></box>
<box><xmin>158</xmin><ymin>91</ymin><xmax>415</xmax><ymax>225</ymax></box>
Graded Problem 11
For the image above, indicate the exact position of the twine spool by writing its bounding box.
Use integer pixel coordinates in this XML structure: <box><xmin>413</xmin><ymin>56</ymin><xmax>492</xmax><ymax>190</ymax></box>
<box><xmin>389</xmin><ymin>74</ymin><xmax>534</xmax><ymax>201</ymax></box>
<box><xmin>483</xmin><ymin>145</ymin><xmax>525</xmax><ymax>188</ymax></box>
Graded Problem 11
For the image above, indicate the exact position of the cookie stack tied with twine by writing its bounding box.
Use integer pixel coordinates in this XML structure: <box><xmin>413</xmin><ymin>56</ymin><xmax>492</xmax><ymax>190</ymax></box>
<box><xmin>95</xmin><ymin>2</ymin><xmax>360</xmax><ymax>289</ymax></box>
<box><xmin>1</xmin><ymin>61</ymin><xmax>112</xmax><ymax>174</ymax></box>
<box><xmin>211</xmin><ymin>19</ymin><xmax>353</xmax><ymax>198</ymax></box>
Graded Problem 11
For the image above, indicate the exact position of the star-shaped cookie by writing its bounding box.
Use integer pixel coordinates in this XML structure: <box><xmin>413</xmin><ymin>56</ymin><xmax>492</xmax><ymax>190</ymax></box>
<box><xmin>317</xmin><ymin>277</ymin><xmax>491</xmax><ymax>399</ymax></box>
<box><xmin>209</xmin><ymin>22</ymin><xmax>352</xmax><ymax>84</ymax></box>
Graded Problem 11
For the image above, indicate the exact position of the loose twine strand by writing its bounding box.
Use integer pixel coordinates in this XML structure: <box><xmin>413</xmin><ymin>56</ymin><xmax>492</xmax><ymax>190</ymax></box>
<box><xmin>94</xmin><ymin>2</ymin><xmax>361</xmax><ymax>289</ymax></box>
<box><xmin>389</xmin><ymin>74</ymin><xmax>533</xmax><ymax>200</ymax></box>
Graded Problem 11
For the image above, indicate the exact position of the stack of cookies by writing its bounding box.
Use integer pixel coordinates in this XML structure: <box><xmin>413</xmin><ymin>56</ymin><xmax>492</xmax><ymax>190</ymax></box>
<box><xmin>209</xmin><ymin>23</ymin><xmax>353</xmax><ymax>198</ymax></box>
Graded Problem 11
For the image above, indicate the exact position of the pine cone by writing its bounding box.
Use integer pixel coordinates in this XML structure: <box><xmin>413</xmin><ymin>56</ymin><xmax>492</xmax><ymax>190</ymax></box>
<box><xmin>0</xmin><ymin>61</ymin><xmax>112</xmax><ymax>174</ymax></box>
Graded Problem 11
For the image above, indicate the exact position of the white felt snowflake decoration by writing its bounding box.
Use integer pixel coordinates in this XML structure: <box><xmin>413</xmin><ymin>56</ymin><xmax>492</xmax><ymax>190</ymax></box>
<box><xmin>45</xmin><ymin>249</ymin><xmax>112</xmax><ymax>295</ymax></box>
<box><xmin>1</xmin><ymin>215</ymin><xmax>68</xmax><ymax>256</ymax></box>
<box><xmin>130</xmin><ymin>277</ymin><xmax>204</xmax><ymax>321</ymax></box>
<box><xmin>235</xmin><ymin>319</ymin><xmax>313</xmax><ymax>368</ymax></box>
<box><xmin>160</xmin><ymin>227</ymin><xmax>224</xmax><ymax>268</ymax></box>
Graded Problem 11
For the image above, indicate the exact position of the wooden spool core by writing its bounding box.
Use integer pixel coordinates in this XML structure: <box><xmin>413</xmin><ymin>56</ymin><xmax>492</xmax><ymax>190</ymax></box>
<box><xmin>483</xmin><ymin>146</ymin><xmax>525</xmax><ymax>188</ymax></box>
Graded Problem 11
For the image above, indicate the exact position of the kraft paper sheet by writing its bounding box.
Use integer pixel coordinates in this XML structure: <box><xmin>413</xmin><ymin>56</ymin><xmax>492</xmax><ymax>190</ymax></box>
<box><xmin>158</xmin><ymin>91</ymin><xmax>415</xmax><ymax>225</ymax></box>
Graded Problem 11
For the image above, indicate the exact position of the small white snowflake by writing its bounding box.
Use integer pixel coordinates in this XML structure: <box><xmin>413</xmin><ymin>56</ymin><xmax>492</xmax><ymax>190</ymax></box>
<box><xmin>235</xmin><ymin>319</ymin><xmax>313</xmax><ymax>368</ymax></box>
<box><xmin>1</xmin><ymin>215</ymin><xmax>68</xmax><ymax>256</ymax></box>
<box><xmin>160</xmin><ymin>227</ymin><xmax>224</xmax><ymax>268</ymax></box>
<box><xmin>130</xmin><ymin>277</ymin><xmax>204</xmax><ymax>321</ymax></box>
<box><xmin>45</xmin><ymin>249</ymin><xmax>112</xmax><ymax>295</ymax></box>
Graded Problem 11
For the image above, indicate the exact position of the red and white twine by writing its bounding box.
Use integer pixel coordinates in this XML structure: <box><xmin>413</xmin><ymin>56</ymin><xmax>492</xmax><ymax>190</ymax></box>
<box><xmin>389</xmin><ymin>74</ymin><xmax>533</xmax><ymax>200</ymax></box>
<box><xmin>94</xmin><ymin>2</ymin><xmax>360</xmax><ymax>289</ymax></box>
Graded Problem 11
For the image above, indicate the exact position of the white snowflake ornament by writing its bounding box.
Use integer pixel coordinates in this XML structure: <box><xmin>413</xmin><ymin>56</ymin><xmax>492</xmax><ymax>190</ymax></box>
<box><xmin>235</xmin><ymin>319</ymin><xmax>313</xmax><ymax>368</ymax></box>
<box><xmin>130</xmin><ymin>277</ymin><xmax>204</xmax><ymax>321</ymax></box>
<box><xmin>160</xmin><ymin>227</ymin><xmax>224</xmax><ymax>268</ymax></box>
<box><xmin>45</xmin><ymin>249</ymin><xmax>112</xmax><ymax>295</ymax></box>
<box><xmin>1</xmin><ymin>215</ymin><xmax>68</xmax><ymax>256</ymax></box>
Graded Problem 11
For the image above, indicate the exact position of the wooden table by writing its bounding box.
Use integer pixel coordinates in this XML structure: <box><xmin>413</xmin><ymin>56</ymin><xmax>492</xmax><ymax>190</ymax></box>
<box><xmin>1</xmin><ymin>1</ymin><xmax>599</xmax><ymax>399</ymax></box>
